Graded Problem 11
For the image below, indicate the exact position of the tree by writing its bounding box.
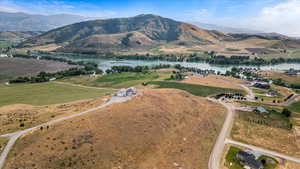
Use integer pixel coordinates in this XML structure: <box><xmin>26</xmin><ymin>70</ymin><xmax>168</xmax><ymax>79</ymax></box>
<box><xmin>282</xmin><ymin>108</ymin><xmax>292</xmax><ymax>118</ymax></box>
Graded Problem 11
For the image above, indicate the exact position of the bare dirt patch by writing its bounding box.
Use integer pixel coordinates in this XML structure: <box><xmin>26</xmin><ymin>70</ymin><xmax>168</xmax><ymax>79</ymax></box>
<box><xmin>183</xmin><ymin>75</ymin><xmax>245</xmax><ymax>90</ymax></box>
<box><xmin>5</xmin><ymin>89</ymin><xmax>227</xmax><ymax>169</ymax></box>
<box><xmin>0</xmin><ymin>57</ymin><xmax>77</xmax><ymax>82</ymax></box>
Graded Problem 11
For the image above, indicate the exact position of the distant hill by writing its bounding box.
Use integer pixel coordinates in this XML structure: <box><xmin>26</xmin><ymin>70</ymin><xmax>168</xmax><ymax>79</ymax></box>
<box><xmin>19</xmin><ymin>14</ymin><xmax>232</xmax><ymax>53</ymax></box>
<box><xmin>0</xmin><ymin>31</ymin><xmax>43</xmax><ymax>42</ymax></box>
<box><xmin>192</xmin><ymin>22</ymin><xmax>262</xmax><ymax>34</ymax></box>
<box><xmin>18</xmin><ymin>14</ymin><xmax>300</xmax><ymax>54</ymax></box>
<box><xmin>0</xmin><ymin>12</ymin><xmax>90</xmax><ymax>31</ymax></box>
<box><xmin>228</xmin><ymin>33</ymin><xmax>290</xmax><ymax>41</ymax></box>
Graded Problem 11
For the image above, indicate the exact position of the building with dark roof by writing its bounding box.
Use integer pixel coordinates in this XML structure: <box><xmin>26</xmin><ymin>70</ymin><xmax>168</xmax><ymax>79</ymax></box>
<box><xmin>236</xmin><ymin>151</ymin><xmax>263</xmax><ymax>169</ymax></box>
<box><xmin>253</xmin><ymin>82</ymin><xmax>270</xmax><ymax>89</ymax></box>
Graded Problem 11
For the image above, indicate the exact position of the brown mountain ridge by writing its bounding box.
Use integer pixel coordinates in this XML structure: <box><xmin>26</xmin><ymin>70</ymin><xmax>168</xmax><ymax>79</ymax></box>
<box><xmin>19</xmin><ymin>14</ymin><xmax>300</xmax><ymax>54</ymax></box>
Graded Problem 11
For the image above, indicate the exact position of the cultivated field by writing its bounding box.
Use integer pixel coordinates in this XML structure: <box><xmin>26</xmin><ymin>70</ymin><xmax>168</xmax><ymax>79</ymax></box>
<box><xmin>59</xmin><ymin>71</ymin><xmax>171</xmax><ymax>89</ymax></box>
<box><xmin>183</xmin><ymin>75</ymin><xmax>245</xmax><ymax>90</ymax></box>
<box><xmin>148</xmin><ymin>81</ymin><xmax>245</xmax><ymax>97</ymax></box>
<box><xmin>0</xmin><ymin>82</ymin><xmax>113</xmax><ymax>107</ymax></box>
<box><xmin>0</xmin><ymin>57</ymin><xmax>77</xmax><ymax>82</ymax></box>
<box><xmin>231</xmin><ymin>110</ymin><xmax>300</xmax><ymax>158</ymax></box>
<box><xmin>0</xmin><ymin>97</ymin><xmax>108</xmax><ymax>134</ymax></box>
<box><xmin>4</xmin><ymin>89</ymin><xmax>227</xmax><ymax>169</ymax></box>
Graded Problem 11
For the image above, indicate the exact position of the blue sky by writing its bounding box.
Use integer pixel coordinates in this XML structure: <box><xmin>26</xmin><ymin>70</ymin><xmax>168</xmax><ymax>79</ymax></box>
<box><xmin>1</xmin><ymin>0</ymin><xmax>300</xmax><ymax>36</ymax></box>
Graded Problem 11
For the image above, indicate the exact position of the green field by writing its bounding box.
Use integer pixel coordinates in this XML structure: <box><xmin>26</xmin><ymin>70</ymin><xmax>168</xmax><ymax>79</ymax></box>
<box><xmin>60</xmin><ymin>72</ymin><xmax>163</xmax><ymax>89</ymax></box>
<box><xmin>0</xmin><ymin>82</ymin><xmax>113</xmax><ymax>107</ymax></box>
<box><xmin>0</xmin><ymin>41</ymin><xmax>16</xmax><ymax>48</ymax></box>
<box><xmin>148</xmin><ymin>81</ymin><xmax>245</xmax><ymax>97</ymax></box>
<box><xmin>288</xmin><ymin>101</ymin><xmax>300</xmax><ymax>113</ymax></box>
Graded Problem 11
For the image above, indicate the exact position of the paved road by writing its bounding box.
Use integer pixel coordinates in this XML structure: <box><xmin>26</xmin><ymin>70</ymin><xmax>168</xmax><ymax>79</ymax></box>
<box><xmin>0</xmin><ymin>94</ymin><xmax>135</xmax><ymax>169</ymax></box>
<box><xmin>226</xmin><ymin>139</ymin><xmax>300</xmax><ymax>164</ymax></box>
<box><xmin>284</xmin><ymin>94</ymin><xmax>300</xmax><ymax>105</ymax></box>
<box><xmin>208</xmin><ymin>99</ymin><xmax>236</xmax><ymax>169</ymax></box>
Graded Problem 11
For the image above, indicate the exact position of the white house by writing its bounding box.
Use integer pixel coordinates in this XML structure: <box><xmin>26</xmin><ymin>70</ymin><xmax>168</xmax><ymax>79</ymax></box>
<box><xmin>0</xmin><ymin>54</ymin><xmax>8</xmax><ymax>58</ymax></box>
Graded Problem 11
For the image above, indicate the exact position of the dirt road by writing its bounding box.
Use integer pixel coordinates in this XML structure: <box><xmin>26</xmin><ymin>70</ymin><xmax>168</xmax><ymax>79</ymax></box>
<box><xmin>208</xmin><ymin>99</ymin><xmax>236</xmax><ymax>169</ymax></box>
<box><xmin>0</xmin><ymin>94</ymin><xmax>135</xmax><ymax>169</ymax></box>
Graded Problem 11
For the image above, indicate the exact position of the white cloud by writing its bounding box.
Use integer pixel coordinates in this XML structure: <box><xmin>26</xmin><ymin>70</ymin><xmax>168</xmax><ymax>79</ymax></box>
<box><xmin>0</xmin><ymin>0</ymin><xmax>117</xmax><ymax>18</ymax></box>
<box><xmin>246</xmin><ymin>0</ymin><xmax>300</xmax><ymax>36</ymax></box>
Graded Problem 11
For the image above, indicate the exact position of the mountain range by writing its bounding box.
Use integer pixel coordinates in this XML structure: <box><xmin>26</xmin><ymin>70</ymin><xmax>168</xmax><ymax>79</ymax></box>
<box><xmin>0</xmin><ymin>12</ymin><xmax>91</xmax><ymax>31</ymax></box>
<box><xmin>19</xmin><ymin>14</ymin><xmax>236</xmax><ymax>53</ymax></box>
<box><xmin>19</xmin><ymin>14</ymin><xmax>300</xmax><ymax>55</ymax></box>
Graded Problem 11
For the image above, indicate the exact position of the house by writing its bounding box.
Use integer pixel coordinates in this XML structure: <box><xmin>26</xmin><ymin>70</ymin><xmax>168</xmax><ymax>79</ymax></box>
<box><xmin>0</xmin><ymin>54</ymin><xmax>8</xmax><ymax>58</ymax></box>
<box><xmin>236</xmin><ymin>151</ymin><xmax>263</xmax><ymax>169</ymax></box>
<box><xmin>266</xmin><ymin>89</ymin><xmax>278</xmax><ymax>97</ymax></box>
<box><xmin>116</xmin><ymin>87</ymin><xmax>137</xmax><ymax>97</ymax></box>
<box><xmin>49</xmin><ymin>78</ymin><xmax>56</xmax><ymax>81</ymax></box>
<box><xmin>285</xmin><ymin>71</ymin><xmax>298</xmax><ymax>76</ymax></box>
<box><xmin>253</xmin><ymin>82</ymin><xmax>270</xmax><ymax>89</ymax></box>
<box><xmin>254</xmin><ymin>106</ymin><xmax>269</xmax><ymax>115</ymax></box>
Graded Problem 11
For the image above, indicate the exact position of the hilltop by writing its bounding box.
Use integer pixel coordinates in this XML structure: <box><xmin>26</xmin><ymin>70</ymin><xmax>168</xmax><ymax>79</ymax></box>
<box><xmin>18</xmin><ymin>14</ymin><xmax>300</xmax><ymax>55</ymax></box>
<box><xmin>19</xmin><ymin>14</ymin><xmax>231</xmax><ymax>53</ymax></box>
<box><xmin>4</xmin><ymin>89</ymin><xmax>227</xmax><ymax>169</ymax></box>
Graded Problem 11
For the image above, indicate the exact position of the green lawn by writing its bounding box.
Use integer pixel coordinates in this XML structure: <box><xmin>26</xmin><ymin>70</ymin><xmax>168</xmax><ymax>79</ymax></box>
<box><xmin>288</xmin><ymin>101</ymin><xmax>300</xmax><ymax>113</ymax></box>
<box><xmin>258</xmin><ymin>155</ymin><xmax>278</xmax><ymax>169</ymax></box>
<box><xmin>148</xmin><ymin>81</ymin><xmax>245</xmax><ymax>97</ymax></box>
<box><xmin>225</xmin><ymin>146</ymin><xmax>244</xmax><ymax>169</ymax></box>
<box><xmin>60</xmin><ymin>72</ymin><xmax>161</xmax><ymax>89</ymax></box>
<box><xmin>0</xmin><ymin>82</ymin><xmax>113</xmax><ymax>107</ymax></box>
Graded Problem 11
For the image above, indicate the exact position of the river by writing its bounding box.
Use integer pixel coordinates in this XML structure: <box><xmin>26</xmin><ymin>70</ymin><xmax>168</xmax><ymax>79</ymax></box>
<box><xmin>60</xmin><ymin>56</ymin><xmax>300</xmax><ymax>73</ymax></box>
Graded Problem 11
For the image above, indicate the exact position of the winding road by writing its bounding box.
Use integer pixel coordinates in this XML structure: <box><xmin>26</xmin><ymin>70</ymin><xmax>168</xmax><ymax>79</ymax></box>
<box><xmin>0</xmin><ymin>94</ymin><xmax>135</xmax><ymax>169</ymax></box>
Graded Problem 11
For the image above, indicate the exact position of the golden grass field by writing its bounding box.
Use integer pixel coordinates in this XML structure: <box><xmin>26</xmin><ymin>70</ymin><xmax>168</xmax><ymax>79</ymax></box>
<box><xmin>5</xmin><ymin>89</ymin><xmax>227</xmax><ymax>169</ymax></box>
<box><xmin>0</xmin><ymin>97</ymin><xmax>108</xmax><ymax>135</ymax></box>
<box><xmin>260</xmin><ymin>71</ymin><xmax>300</xmax><ymax>84</ymax></box>
<box><xmin>0</xmin><ymin>138</ymin><xmax>8</xmax><ymax>153</ymax></box>
<box><xmin>231</xmin><ymin>110</ymin><xmax>300</xmax><ymax>158</ymax></box>
<box><xmin>183</xmin><ymin>75</ymin><xmax>245</xmax><ymax>90</ymax></box>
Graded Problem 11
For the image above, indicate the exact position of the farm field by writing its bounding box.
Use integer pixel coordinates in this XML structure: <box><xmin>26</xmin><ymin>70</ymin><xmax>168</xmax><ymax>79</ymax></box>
<box><xmin>59</xmin><ymin>71</ymin><xmax>171</xmax><ymax>89</ymax></box>
<box><xmin>148</xmin><ymin>81</ymin><xmax>246</xmax><ymax>97</ymax></box>
<box><xmin>231</xmin><ymin>110</ymin><xmax>300</xmax><ymax>158</ymax></box>
<box><xmin>0</xmin><ymin>57</ymin><xmax>77</xmax><ymax>82</ymax></box>
<box><xmin>0</xmin><ymin>82</ymin><xmax>113</xmax><ymax>107</ymax></box>
<box><xmin>4</xmin><ymin>89</ymin><xmax>227</xmax><ymax>169</ymax></box>
<box><xmin>182</xmin><ymin>75</ymin><xmax>245</xmax><ymax>90</ymax></box>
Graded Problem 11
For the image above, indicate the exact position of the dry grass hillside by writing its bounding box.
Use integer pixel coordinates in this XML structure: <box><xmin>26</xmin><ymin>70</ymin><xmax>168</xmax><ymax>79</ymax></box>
<box><xmin>5</xmin><ymin>89</ymin><xmax>227</xmax><ymax>169</ymax></box>
<box><xmin>0</xmin><ymin>97</ymin><xmax>108</xmax><ymax>134</ymax></box>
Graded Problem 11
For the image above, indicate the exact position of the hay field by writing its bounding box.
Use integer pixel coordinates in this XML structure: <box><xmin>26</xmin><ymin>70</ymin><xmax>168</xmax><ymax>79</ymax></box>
<box><xmin>5</xmin><ymin>89</ymin><xmax>227</xmax><ymax>169</ymax></box>
<box><xmin>183</xmin><ymin>75</ymin><xmax>245</xmax><ymax>90</ymax></box>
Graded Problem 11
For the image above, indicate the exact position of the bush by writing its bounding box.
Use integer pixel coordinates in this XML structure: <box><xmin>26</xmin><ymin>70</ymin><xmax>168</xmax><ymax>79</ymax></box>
<box><xmin>282</xmin><ymin>108</ymin><xmax>292</xmax><ymax>118</ymax></box>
